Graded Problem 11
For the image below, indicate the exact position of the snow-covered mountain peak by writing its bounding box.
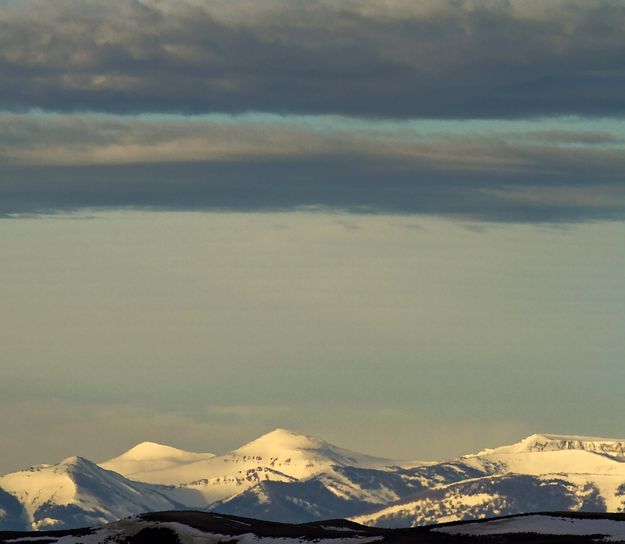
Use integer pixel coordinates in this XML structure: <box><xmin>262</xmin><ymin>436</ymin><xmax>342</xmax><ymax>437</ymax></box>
<box><xmin>0</xmin><ymin>454</ymin><xmax>190</xmax><ymax>531</ymax></box>
<box><xmin>231</xmin><ymin>428</ymin><xmax>393</xmax><ymax>472</ymax></box>
<box><xmin>58</xmin><ymin>455</ymin><xmax>93</xmax><ymax>468</ymax></box>
<box><xmin>95</xmin><ymin>428</ymin><xmax>398</xmax><ymax>505</ymax></box>
<box><xmin>99</xmin><ymin>442</ymin><xmax>215</xmax><ymax>478</ymax></box>
<box><xmin>113</xmin><ymin>441</ymin><xmax>211</xmax><ymax>461</ymax></box>
<box><xmin>483</xmin><ymin>433</ymin><xmax>625</xmax><ymax>458</ymax></box>
<box><xmin>10</xmin><ymin>456</ymin><xmax>96</xmax><ymax>475</ymax></box>
<box><xmin>233</xmin><ymin>428</ymin><xmax>331</xmax><ymax>456</ymax></box>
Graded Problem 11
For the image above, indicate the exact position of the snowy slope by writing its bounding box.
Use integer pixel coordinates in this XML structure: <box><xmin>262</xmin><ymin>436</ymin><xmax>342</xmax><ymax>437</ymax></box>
<box><xmin>464</xmin><ymin>434</ymin><xmax>625</xmax><ymax>512</ymax></box>
<box><xmin>351</xmin><ymin>434</ymin><xmax>625</xmax><ymax>528</ymax></box>
<box><xmin>210</xmin><ymin>478</ymin><xmax>373</xmax><ymax>523</ymax></box>
<box><xmin>209</xmin><ymin>465</ymin><xmax>427</xmax><ymax>523</ymax></box>
<box><xmin>351</xmin><ymin>473</ymin><xmax>606</xmax><ymax>528</ymax></box>
<box><xmin>0</xmin><ymin>456</ymin><xmax>197</xmax><ymax>530</ymax></box>
<box><xmin>207</xmin><ymin>454</ymin><xmax>495</xmax><ymax>524</ymax></box>
<box><xmin>467</xmin><ymin>449</ymin><xmax>625</xmax><ymax>477</ymax></box>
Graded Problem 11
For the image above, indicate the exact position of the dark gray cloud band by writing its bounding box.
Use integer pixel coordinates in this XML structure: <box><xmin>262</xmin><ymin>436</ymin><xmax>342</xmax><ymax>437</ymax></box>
<box><xmin>1</xmin><ymin>112</ymin><xmax>624</xmax><ymax>222</ymax></box>
<box><xmin>2</xmin><ymin>1</ymin><xmax>624</xmax><ymax>222</ymax></box>
<box><xmin>2</xmin><ymin>0</ymin><xmax>625</xmax><ymax>117</ymax></box>
<box><xmin>3</xmin><ymin>156</ymin><xmax>624</xmax><ymax>222</ymax></box>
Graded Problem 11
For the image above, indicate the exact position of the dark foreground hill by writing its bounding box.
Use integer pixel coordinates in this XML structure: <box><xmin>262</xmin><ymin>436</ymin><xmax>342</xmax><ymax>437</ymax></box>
<box><xmin>3</xmin><ymin>511</ymin><xmax>625</xmax><ymax>544</ymax></box>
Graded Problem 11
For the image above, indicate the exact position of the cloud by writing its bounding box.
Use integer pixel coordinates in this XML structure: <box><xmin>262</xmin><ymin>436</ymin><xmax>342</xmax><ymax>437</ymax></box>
<box><xmin>2</xmin><ymin>157</ymin><xmax>624</xmax><ymax>222</ymax></box>
<box><xmin>3</xmin><ymin>113</ymin><xmax>623</xmax><ymax>168</ymax></box>
<box><xmin>483</xmin><ymin>185</ymin><xmax>625</xmax><ymax>210</ymax></box>
<box><xmin>2</xmin><ymin>1</ymin><xmax>623</xmax><ymax>222</ymax></box>
<box><xmin>1</xmin><ymin>0</ymin><xmax>625</xmax><ymax>117</ymax></box>
<box><xmin>1</xmin><ymin>113</ymin><xmax>624</xmax><ymax>221</ymax></box>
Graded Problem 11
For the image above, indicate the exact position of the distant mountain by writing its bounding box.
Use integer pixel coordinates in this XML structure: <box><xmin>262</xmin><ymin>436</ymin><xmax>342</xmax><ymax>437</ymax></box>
<box><xmin>4</xmin><ymin>430</ymin><xmax>625</xmax><ymax>531</ymax></box>
<box><xmin>0</xmin><ymin>456</ymin><xmax>196</xmax><ymax>530</ymax></box>
<box><xmin>209</xmin><ymin>478</ymin><xmax>373</xmax><ymax>523</ymax></box>
<box><xmin>231</xmin><ymin>428</ymin><xmax>397</xmax><ymax>474</ymax></box>
<box><xmin>480</xmin><ymin>433</ymin><xmax>625</xmax><ymax>459</ymax></box>
<box><xmin>208</xmin><ymin>463</ymin><xmax>472</xmax><ymax>523</ymax></box>
<box><xmin>99</xmin><ymin>428</ymin><xmax>402</xmax><ymax>504</ymax></box>
<box><xmin>4</xmin><ymin>510</ymin><xmax>625</xmax><ymax>544</ymax></box>
<box><xmin>351</xmin><ymin>474</ymin><xmax>605</xmax><ymax>528</ymax></box>
<box><xmin>350</xmin><ymin>434</ymin><xmax>625</xmax><ymax>528</ymax></box>
<box><xmin>213</xmin><ymin>431</ymin><xmax>625</xmax><ymax>526</ymax></box>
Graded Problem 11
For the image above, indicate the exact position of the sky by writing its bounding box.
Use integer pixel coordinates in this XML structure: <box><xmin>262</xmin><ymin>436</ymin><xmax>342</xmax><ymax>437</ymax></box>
<box><xmin>1</xmin><ymin>0</ymin><xmax>625</xmax><ymax>473</ymax></box>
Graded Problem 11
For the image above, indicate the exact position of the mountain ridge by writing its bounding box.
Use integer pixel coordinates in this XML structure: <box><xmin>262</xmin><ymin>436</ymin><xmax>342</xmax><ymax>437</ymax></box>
<box><xmin>96</xmin><ymin>428</ymin><xmax>407</xmax><ymax>505</ymax></box>
<box><xmin>475</xmin><ymin>434</ymin><xmax>625</xmax><ymax>459</ymax></box>
<box><xmin>4</xmin><ymin>429</ymin><xmax>625</xmax><ymax>531</ymax></box>
<box><xmin>0</xmin><ymin>454</ymin><xmax>196</xmax><ymax>530</ymax></box>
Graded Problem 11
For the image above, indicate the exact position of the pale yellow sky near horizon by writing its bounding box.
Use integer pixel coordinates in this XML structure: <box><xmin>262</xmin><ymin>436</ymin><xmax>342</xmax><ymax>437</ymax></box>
<box><xmin>1</xmin><ymin>211</ymin><xmax>624</xmax><ymax>473</ymax></box>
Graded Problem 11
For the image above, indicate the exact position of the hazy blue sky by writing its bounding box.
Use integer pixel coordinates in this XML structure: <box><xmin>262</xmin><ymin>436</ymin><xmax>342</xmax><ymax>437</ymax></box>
<box><xmin>1</xmin><ymin>0</ymin><xmax>625</xmax><ymax>473</ymax></box>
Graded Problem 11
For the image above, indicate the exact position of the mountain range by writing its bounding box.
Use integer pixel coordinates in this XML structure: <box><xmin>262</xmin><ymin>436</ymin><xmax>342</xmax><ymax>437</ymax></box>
<box><xmin>3</xmin><ymin>429</ymin><xmax>625</xmax><ymax>531</ymax></box>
